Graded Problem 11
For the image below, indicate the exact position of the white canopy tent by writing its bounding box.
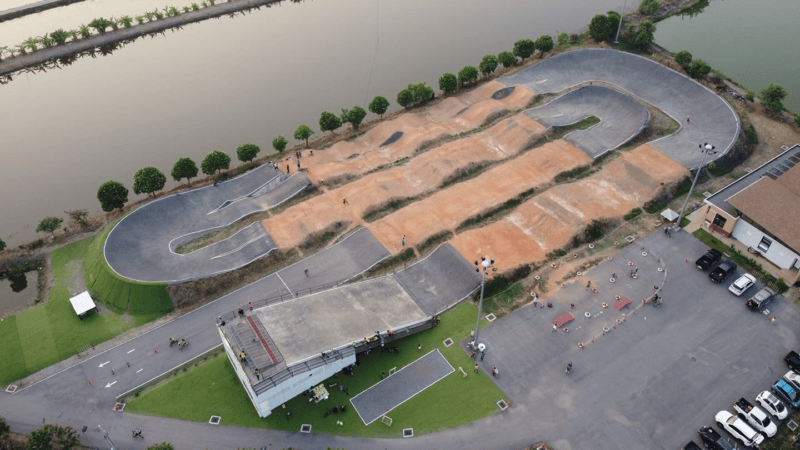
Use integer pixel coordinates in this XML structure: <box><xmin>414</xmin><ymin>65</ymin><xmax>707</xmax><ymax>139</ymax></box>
<box><xmin>69</xmin><ymin>291</ymin><xmax>98</xmax><ymax>319</ymax></box>
<box><xmin>661</xmin><ymin>208</ymin><xmax>679</xmax><ymax>222</ymax></box>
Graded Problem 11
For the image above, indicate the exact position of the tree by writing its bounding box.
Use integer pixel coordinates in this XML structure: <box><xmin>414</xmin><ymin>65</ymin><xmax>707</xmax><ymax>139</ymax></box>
<box><xmin>26</xmin><ymin>423</ymin><xmax>80</xmax><ymax>450</ymax></box>
<box><xmin>479</xmin><ymin>55</ymin><xmax>498</xmax><ymax>77</ymax></box>
<box><xmin>133</xmin><ymin>166</ymin><xmax>167</xmax><ymax>197</ymax></box>
<box><xmin>458</xmin><ymin>66</ymin><xmax>479</xmax><ymax>86</ymax></box>
<box><xmin>64</xmin><ymin>209</ymin><xmax>90</xmax><ymax>229</ymax></box>
<box><xmin>36</xmin><ymin>217</ymin><xmax>63</xmax><ymax>237</ymax></box>
<box><xmin>639</xmin><ymin>0</ymin><xmax>661</xmax><ymax>15</ymax></box>
<box><xmin>171</xmin><ymin>157</ymin><xmax>198</xmax><ymax>186</ymax></box>
<box><xmin>146</xmin><ymin>443</ymin><xmax>175</xmax><ymax>450</ymax></box>
<box><xmin>272</xmin><ymin>135</ymin><xmax>288</xmax><ymax>154</ymax></box>
<box><xmin>97</xmin><ymin>181</ymin><xmax>128</xmax><ymax>212</ymax></box>
<box><xmin>88</xmin><ymin>18</ymin><xmax>114</xmax><ymax>34</ymax></box>
<box><xmin>760</xmin><ymin>83</ymin><xmax>787</xmax><ymax>111</ymax></box>
<box><xmin>795</xmin><ymin>114</ymin><xmax>800</xmax><ymax>126</ymax></box>
<box><xmin>0</xmin><ymin>238</ymin><xmax>5</xmax><ymax>252</ymax></box>
<box><xmin>397</xmin><ymin>88</ymin><xmax>414</xmax><ymax>108</ymax></box>
<box><xmin>607</xmin><ymin>12</ymin><xmax>621</xmax><ymax>37</ymax></box>
<box><xmin>674</xmin><ymin>50</ymin><xmax>692</xmax><ymax>68</ymax></box>
<box><xmin>633</xmin><ymin>20</ymin><xmax>656</xmax><ymax>49</ymax></box>
<box><xmin>409</xmin><ymin>82</ymin><xmax>434</xmax><ymax>103</ymax></box>
<box><xmin>319</xmin><ymin>111</ymin><xmax>342</xmax><ymax>135</ymax></box>
<box><xmin>50</xmin><ymin>29</ymin><xmax>69</xmax><ymax>45</ymax></box>
<box><xmin>589</xmin><ymin>14</ymin><xmax>611</xmax><ymax>42</ymax></box>
<box><xmin>438</xmin><ymin>72</ymin><xmax>457</xmax><ymax>94</ymax></box>
<box><xmin>294</xmin><ymin>125</ymin><xmax>314</xmax><ymax>147</ymax></box>
<box><xmin>513</xmin><ymin>38</ymin><xmax>535</xmax><ymax>60</ymax></box>
<box><xmin>368</xmin><ymin>96</ymin><xmax>389</xmax><ymax>117</ymax></box>
<box><xmin>557</xmin><ymin>32</ymin><xmax>569</xmax><ymax>47</ymax></box>
<box><xmin>339</xmin><ymin>108</ymin><xmax>350</xmax><ymax>128</ymax></box>
<box><xmin>201</xmin><ymin>150</ymin><xmax>231</xmax><ymax>175</ymax></box>
<box><xmin>497</xmin><ymin>51</ymin><xmax>517</xmax><ymax>68</ymax></box>
<box><xmin>536</xmin><ymin>35</ymin><xmax>554</xmax><ymax>57</ymax></box>
<box><xmin>236</xmin><ymin>143</ymin><xmax>261</xmax><ymax>163</ymax></box>
<box><xmin>344</xmin><ymin>105</ymin><xmax>367</xmax><ymax>129</ymax></box>
<box><xmin>686</xmin><ymin>59</ymin><xmax>710</xmax><ymax>79</ymax></box>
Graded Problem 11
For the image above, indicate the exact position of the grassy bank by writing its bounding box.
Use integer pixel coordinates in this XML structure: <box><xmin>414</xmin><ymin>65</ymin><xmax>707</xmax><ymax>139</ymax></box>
<box><xmin>126</xmin><ymin>302</ymin><xmax>506</xmax><ymax>437</ymax></box>
<box><xmin>0</xmin><ymin>235</ymin><xmax>166</xmax><ymax>385</ymax></box>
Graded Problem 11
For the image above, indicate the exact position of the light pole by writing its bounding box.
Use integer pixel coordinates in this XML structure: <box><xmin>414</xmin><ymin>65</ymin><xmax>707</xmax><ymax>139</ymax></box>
<box><xmin>614</xmin><ymin>0</ymin><xmax>628</xmax><ymax>44</ymax></box>
<box><xmin>472</xmin><ymin>256</ymin><xmax>496</xmax><ymax>350</ymax></box>
<box><xmin>97</xmin><ymin>425</ymin><xmax>119</xmax><ymax>450</ymax></box>
<box><xmin>675</xmin><ymin>143</ymin><xmax>717</xmax><ymax>231</ymax></box>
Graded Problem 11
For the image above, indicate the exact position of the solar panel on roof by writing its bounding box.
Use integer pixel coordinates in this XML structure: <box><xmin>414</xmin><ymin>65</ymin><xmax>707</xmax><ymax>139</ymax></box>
<box><xmin>766</xmin><ymin>172</ymin><xmax>780</xmax><ymax>180</ymax></box>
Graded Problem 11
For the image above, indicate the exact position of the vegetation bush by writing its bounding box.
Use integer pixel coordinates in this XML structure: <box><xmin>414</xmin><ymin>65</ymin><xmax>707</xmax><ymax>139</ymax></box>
<box><xmin>639</xmin><ymin>0</ymin><xmax>661</xmax><ymax>14</ymax></box>
<box><xmin>458</xmin><ymin>66</ymin><xmax>479</xmax><ymax>86</ymax></box>
<box><xmin>479</xmin><ymin>55</ymin><xmax>498</xmax><ymax>77</ymax></box>
<box><xmin>536</xmin><ymin>35</ymin><xmax>554</xmax><ymax>56</ymax></box>
<box><xmin>133</xmin><ymin>166</ymin><xmax>167</xmax><ymax>197</ymax></box>
<box><xmin>201</xmin><ymin>150</ymin><xmax>231</xmax><ymax>175</ymax></box>
<box><xmin>171</xmin><ymin>157</ymin><xmax>198</xmax><ymax>186</ymax></box>
<box><xmin>623</xmin><ymin>208</ymin><xmax>642</xmax><ymax>221</ymax></box>
<box><xmin>674</xmin><ymin>50</ymin><xmax>692</xmax><ymax>68</ymax></box>
<box><xmin>368</xmin><ymin>96</ymin><xmax>390</xmax><ymax>117</ymax></box>
<box><xmin>557</xmin><ymin>32</ymin><xmax>569</xmax><ymax>48</ymax></box>
<box><xmin>686</xmin><ymin>59</ymin><xmax>711</xmax><ymax>79</ymax></box>
<box><xmin>760</xmin><ymin>83</ymin><xmax>787</xmax><ymax>112</ymax></box>
<box><xmin>497</xmin><ymin>50</ymin><xmax>517</xmax><ymax>68</ymax></box>
<box><xmin>513</xmin><ymin>38</ymin><xmax>535</xmax><ymax>60</ymax></box>
<box><xmin>294</xmin><ymin>124</ymin><xmax>314</xmax><ymax>147</ymax></box>
<box><xmin>744</xmin><ymin>123</ymin><xmax>759</xmax><ymax>144</ymax></box>
<box><xmin>438</xmin><ymin>72</ymin><xmax>457</xmax><ymax>94</ymax></box>
<box><xmin>236</xmin><ymin>143</ymin><xmax>261</xmax><ymax>163</ymax></box>
<box><xmin>319</xmin><ymin>111</ymin><xmax>342</xmax><ymax>135</ymax></box>
<box><xmin>588</xmin><ymin>14</ymin><xmax>611</xmax><ymax>42</ymax></box>
<box><xmin>97</xmin><ymin>181</ymin><xmax>129</xmax><ymax>211</ymax></box>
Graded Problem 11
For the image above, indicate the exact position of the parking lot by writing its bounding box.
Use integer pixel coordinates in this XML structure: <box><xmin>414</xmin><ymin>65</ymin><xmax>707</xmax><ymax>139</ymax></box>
<box><xmin>478</xmin><ymin>229</ymin><xmax>800</xmax><ymax>450</ymax></box>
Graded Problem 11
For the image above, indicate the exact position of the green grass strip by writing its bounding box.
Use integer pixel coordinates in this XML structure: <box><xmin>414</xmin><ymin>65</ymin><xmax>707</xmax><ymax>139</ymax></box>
<box><xmin>126</xmin><ymin>302</ymin><xmax>504</xmax><ymax>437</ymax></box>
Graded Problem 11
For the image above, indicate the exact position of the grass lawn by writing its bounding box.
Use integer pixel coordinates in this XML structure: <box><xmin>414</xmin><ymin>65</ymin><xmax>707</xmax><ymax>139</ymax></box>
<box><xmin>126</xmin><ymin>302</ymin><xmax>506</xmax><ymax>437</ymax></box>
<box><xmin>0</xmin><ymin>236</ymin><xmax>166</xmax><ymax>386</ymax></box>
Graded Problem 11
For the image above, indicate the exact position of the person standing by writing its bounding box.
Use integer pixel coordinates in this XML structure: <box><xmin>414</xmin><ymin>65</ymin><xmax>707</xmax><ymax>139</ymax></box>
<box><xmin>492</xmin><ymin>366</ymin><xmax>498</xmax><ymax>377</ymax></box>
<box><xmin>474</xmin><ymin>364</ymin><xmax>480</xmax><ymax>373</ymax></box>
<box><xmin>286</xmin><ymin>164</ymin><xmax>290</xmax><ymax>173</ymax></box>
<box><xmin>533</xmin><ymin>293</ymin><xmax>538</xmax><ymax>308</ymax></box>
<box><xmin>402</xmin><ymin>235</ymin><xmax>406</xmax><ymax>247</ymax></box>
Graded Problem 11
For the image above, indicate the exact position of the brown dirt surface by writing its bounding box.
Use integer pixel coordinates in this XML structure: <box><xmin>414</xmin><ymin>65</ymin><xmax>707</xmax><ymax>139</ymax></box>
<box><xmin>261</xmin><ymin>114</ymin><xmax>547</xmax><ymax>249</ymax></box>
<box><xmin>368</xmin><ymin>140</ymin><xmax>592</xmax><ymax>253</ymax></box>
<box><xmin>451</xmin><ymin>145</ymin><xmax>689</xmax><ymax>272</ymax></box>
<box><xmin>305</xmin><ymin>81</ymin><xmax>535</xmax><ymax>184</ymax></box>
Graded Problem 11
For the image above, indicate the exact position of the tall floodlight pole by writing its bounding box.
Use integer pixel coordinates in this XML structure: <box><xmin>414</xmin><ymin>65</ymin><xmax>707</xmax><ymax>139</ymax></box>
<box><xmin>472</xmin><ymin>257</ymin><xmax>495</xmax><ymax>350</ymax></box>
<box><xmin>614</xmin><ymin>0</ymin><xmax>628</xmax><ymax>43</ymax></box>
<box><xmin>97</xmin><ymin>425</ymin><xmax>119</xmax><ymax>450</ymax></box>
<box><xmin>675</xmin><ymin>143</ymin><xmax>716</xmax><ymax>231</ymax></box>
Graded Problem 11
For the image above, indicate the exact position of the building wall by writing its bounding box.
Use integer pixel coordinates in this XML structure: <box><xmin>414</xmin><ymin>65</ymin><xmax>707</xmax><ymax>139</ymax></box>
<box><xmin>254</xmin><ymin>355</ymin><xmax>355</xmax><ymax>417</ymax></box>
<box><xmin>702</xmin><ymin>204</ymin><xmax>738</xmax><ymax>234</ymax></box>
<box><xmin>218</xmin><ymin>328</ymin><xmax>258</xmax><ymax>409</ymax></box>
<box><xmin>731</xmin><ymin>220</ymin><xmax>800</xmax><ymax>270</ymax></box>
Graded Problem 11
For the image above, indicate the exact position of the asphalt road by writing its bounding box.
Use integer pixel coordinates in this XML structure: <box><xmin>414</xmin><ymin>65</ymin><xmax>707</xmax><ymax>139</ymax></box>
<box><xmin>5</xmin><ymin>229</ymin><xmax>797</xmax><ymax>450</ymax></box>
<box><xmin>502</xmin><ymin>48</ymin><xmax>740</xmax><ymax>168</ymax></box>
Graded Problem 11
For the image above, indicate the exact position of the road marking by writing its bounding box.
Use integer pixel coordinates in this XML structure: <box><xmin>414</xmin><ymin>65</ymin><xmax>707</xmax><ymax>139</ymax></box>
<box><xmin>127</xmin><ymin>349</ymin><xmax>135</xmax><ymax>354</ymax></box>
<box><xmin>275</xmin><ymin>273</ymin><xmax>296</xmax><ymax>299</ymax></box>
<box><xmin>105</xmin><ymin>381</ymin><xmax>117</xmax><ymax>388</ymax></box>
<box><xmin>536</xmin><ymin>79</ymin><xmax>548</xmax><ymax>84</ymax></box>
<box><xmin>136</xmin><ymin>369</ymin><xmax>143</xmax><ymax>374</ymax></box>
<box><xmin>98</xmin><ymin>361</ymin><xmax>110</xmax><ymax>368</ymax></box>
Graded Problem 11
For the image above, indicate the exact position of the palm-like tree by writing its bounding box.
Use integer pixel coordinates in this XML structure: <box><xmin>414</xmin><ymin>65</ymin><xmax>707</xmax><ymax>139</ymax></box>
<box><xmin>109</xmin><ymin>17</ymin><xmax>119</xmax><ymax>30</ymax></box>
<box><xmin>23</xmin><ymin>37</ymin><xmax>38</xmax><ymax>52</ymax></box>
<box><xmin>15</xmin><ymin>43</ymin><xmax>27</xmax><ymax>55</ymax></box>
<box><xmin>0</xmin><ymin>46</ymin><xmax>8</xmax><ymax>61</ymax></box>
<box><xmin>191</xmin><ymin>3</ymin><xmax>200</xmax><ymax>10</ymax></box>
<box><xmin>135</xmin><ymin>15</ymin><xmax>145</xmax><ymax>24</ymax></box>
<box><xmin>39</xmin><ymin>34</ymin><xmax>55</xmax><ymax>48</ymax></box>
<box><xmin>182</xmin><ymin>6</ymin><xmax>190</xmax><ymax>12</ymax></box>
<box><xmin>78</xmin><ymin>25</ymin><xmax>91</xmax><ymax>39</ymax></box>
<box><xmin>144</xmin><ymin>12</ymin><xmax>155</xmax><ymax>21</ymax></box>
<box><xmin>68</xmin><ymin>29</ymin><xmax>80</xmax><ymax>42</ymax></box>
<box><xmin>152</xmin><ymin>9</ymin><xmax>163</xmax><ymax>19</ymax></box>
<box><xmin>119</xmin><ymin>15</ymin><xmax>134</xmax><ymax>27</ymax></box>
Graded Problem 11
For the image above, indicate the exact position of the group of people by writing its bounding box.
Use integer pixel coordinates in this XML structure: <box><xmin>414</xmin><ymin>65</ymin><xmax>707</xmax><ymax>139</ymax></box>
<box><xmin>168</xmin><ymin>337</ymin><xmax>188</xmax><ymax>350</ymax></box>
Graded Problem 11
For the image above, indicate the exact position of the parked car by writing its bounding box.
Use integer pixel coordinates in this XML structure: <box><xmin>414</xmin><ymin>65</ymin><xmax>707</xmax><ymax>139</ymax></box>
<box><xmin>784</xmin><ymin>370</ymin><xmax>800</xmax><ymax>392</ymax></box>
<box><xmin>715</xmin><ymin>410</ymin><xmax>765</xmax><ymax>447</ymax></box>
<box><xmin>786</xmin><ymin>350</ymin><xmax>800</xmax><ymax>373</ymax></box>
<box><xmin>756</xmin><ymin>390</ymin><xmax>789</xmax><ymax>420</ymax></box>
<box><xmin>733</xmin><ymin>397</ymin><xmax>777</xmax><ymax>437</ymax></box>
<box><xmin>710</xmin><ymin>261</ymin><xmax>738</xmax><ymax>283</ymax></box>
<box><xmin>728</xmin><ymin>273</ymin><xmax>756</xmax><ymax>296</ymax></box>
<box><xmin>696</xmin><ymin>248</ymin><xmax>723</xmax><ymax>270</ymax></box>
<box><xmin>682</xmin><ymin>441</ymin><xmax>703</xmax><ymax>450</ymax></box>
<box><xmin>747</xmin><ymin>287</ymin><xmax>776</xmax><ymax>311</ymax></box>
<box><xmin>697</xmin><ymin>426</ymin><xmax>735</xmax><ymax>450</ymax></box>
<box><xmin>772</xmin><ymin>379</ymin><xmax>800</xmax><ymax>409</ymax></box>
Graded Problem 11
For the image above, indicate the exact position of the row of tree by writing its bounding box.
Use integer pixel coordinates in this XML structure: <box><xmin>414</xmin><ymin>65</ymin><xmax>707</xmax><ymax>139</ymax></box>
<box><xmin>0</xmin><ymin>417</ymin><xmax>175</xmax><ymax>450</ymax></box>
<box><xmin>435</xmin><ymin>36</ymin><xmax>554</xmax><ymax>96</ymax></box>
<box><xmin>0</xmin><ymin>1</ymin><xmax>218</xmax><ymax>60</ymax></box>
<box><xmin>587</xmin><ymin>11</ymin><xmax>656</xmax><ymax>50</ymax></box>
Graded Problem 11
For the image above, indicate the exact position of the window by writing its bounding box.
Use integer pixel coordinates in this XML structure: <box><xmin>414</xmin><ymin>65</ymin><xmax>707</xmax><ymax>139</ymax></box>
<box><xmin>712</xmin><ymin>213</ymin><xmax>727</xmax><ymax>228</ymax></box>
<box><xmin>758</xmin><ymin>236</ymin><xmax>772</xmax><ymax>252</ymax></box>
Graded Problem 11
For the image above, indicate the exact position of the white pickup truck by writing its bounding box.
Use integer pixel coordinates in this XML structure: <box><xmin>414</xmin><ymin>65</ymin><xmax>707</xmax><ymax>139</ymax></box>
<box><xmin>734</xmin><ymin>397</ymin><xmax>777</xmax><ymax>438</ymax></box>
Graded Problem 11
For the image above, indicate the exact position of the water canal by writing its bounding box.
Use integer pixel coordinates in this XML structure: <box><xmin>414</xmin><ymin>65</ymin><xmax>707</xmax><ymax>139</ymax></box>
<box><xmin>1</xmin><ymin>0</ymin><xmax>626</xmax><ymax>246</ymax></box>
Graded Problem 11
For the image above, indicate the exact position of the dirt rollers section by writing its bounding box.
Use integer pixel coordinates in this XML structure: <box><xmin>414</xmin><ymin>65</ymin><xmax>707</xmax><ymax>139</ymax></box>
<box><xmin>450</xmin><ymin>145</ymin><xmax>689</xmax><ymax>272</ymax></box>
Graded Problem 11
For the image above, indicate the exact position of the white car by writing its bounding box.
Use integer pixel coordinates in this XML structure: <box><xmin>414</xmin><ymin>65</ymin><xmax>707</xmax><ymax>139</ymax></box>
<box><xmin>728</xmin><ymin>273</ymin><xmax>756</xmax><ymax>296</ymax></box>
<box><xmin>784</xmin><ymin>370</ymin><xmax>800</xmax><ymax>391</ymax></box>
<box><xmin>715</xmin><ymin>410</ymin><xmax>765</xmax><ymax>447</ymax></box>
<box><xmin>756</xmin><ymin>390</ymin><xmax>788</xmax><ymax>420</ymax></box>
<box><xmin>734</xmin><ymin>401</ymin><xmax>777</xmax><ymax>437</ymax></box>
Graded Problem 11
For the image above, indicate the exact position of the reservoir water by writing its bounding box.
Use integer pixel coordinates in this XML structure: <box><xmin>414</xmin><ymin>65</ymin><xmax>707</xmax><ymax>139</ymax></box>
<box><xmin>0</xmin><ymin>0</ymin><xmax>626</xmax><ymax>247</ymax></box>
<box><xmin>654</xmin><ymin>0</ymin><xmax>800</xmax><ymax>112</ymax></box>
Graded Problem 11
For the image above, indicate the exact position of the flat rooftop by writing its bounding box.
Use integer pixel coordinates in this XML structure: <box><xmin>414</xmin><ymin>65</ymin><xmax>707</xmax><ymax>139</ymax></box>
<box><xmin>258</xmin><ymin>276</ymin><xmax>427</xmax><ymax>366</ymax></box>
<box><xmin>706</xmin><ymin>144</ymin><xmax>800</xmax><ymax>216</ymax></box>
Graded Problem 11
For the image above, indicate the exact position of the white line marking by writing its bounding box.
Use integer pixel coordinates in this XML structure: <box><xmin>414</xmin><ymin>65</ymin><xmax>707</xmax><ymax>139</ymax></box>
<box><xmin>536</xmin><ymin>79</ymin><xmax>548</xmax><ymax>84</ymax></box>
<box><xmin>275</xmin><ymin>273</ymin><xmax>295</xmax><ymax>298</ymax></box>
<box><xmin>210</xmin><ymin>234</ymin><xmax>267</xmax><ymax>260</ymax></box>
<box><xmin>127</xmin><ymin>349</ymin><xmax>135</xmax><ymax>354</ymax></box>
<box><xmin>136</xmin><ymin>369</ymin><xmax>143</xmax><ymax>373</ymax></box>
<box><xmin>105</xmin><ymin>381</ymin><xmax>117</xmax><ymax>388</ymax></box>
<box><xmin>98</xmin><ymin>361</ymin><xmax>110</xmax><ymax>368</ymax></box>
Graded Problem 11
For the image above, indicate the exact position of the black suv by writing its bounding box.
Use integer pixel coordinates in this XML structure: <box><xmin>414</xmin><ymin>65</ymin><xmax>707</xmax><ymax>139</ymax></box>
<box><xmin>698</xmin><ymin>426</ymin><xmax>735</xmax><ymax>450</ymax></box>
<box><xmin>683</xmin><ymin>441</ymin><xmax>703</xmax><ymax>450</ymax></box>
<box><xmin>709</xmin><ymin>261</ymin><xmax>738</xmax><ymax>283</ymax></box>
<box><xmin>787</xmin><ymin>350</ymin><xmax>800</xmax><ymax>373</ymax></box>
<box><xmin>696</xmin><ymin>248</ymin><xmax>722</xmax><ymax>270</ymax></box>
